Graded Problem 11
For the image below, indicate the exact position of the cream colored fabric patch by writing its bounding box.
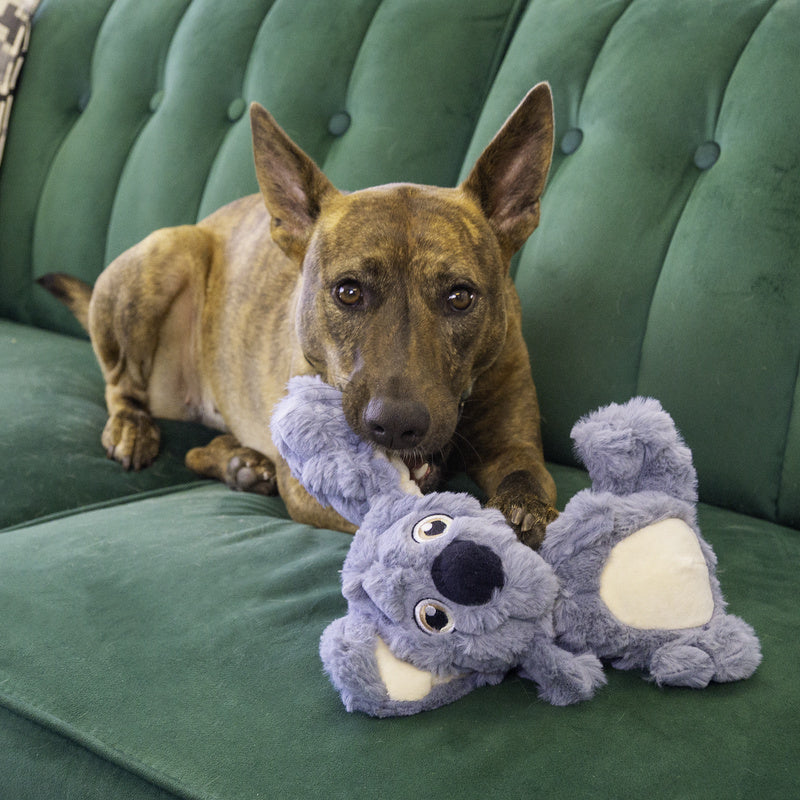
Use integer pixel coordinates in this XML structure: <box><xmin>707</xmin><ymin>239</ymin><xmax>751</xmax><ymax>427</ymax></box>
<box><xmin>374</xmin><ymin>637</ymin><xmax>453</xmax><ymax>702</ymax></box>
<box><xmin>599</xmin><ymin>518</ymin><xmax>714</xmax><ymax>629</ymax></box>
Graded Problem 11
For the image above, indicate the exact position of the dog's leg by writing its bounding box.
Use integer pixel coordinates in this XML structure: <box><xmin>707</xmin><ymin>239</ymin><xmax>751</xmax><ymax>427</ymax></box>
<box><xmin>460</xmin><ymin>318</ymin><xmax>558</xmax><ymax>549</ymax></box>
<box><xmin>89</xmin><ymin>226</ymin><xmax>214</xmax><ymax>471</ymax></box>
<box><xmin>275</xmin><ymin>460</ymin><xmax>357</xmax><ymax>533</ymax></box>
<box><xmin>101</xmin><ymin>384</ymin><xmax>161</xmax><ymax>470</ymax></box>
<box><xmin>186</xmin><ymin>434</ymin><xmax>277</xmax><ymax>495</ymax></box>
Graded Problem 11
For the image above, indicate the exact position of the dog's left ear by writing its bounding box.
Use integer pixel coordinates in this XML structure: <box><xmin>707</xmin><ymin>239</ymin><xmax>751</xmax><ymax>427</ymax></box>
<box><xmin>461</xmin><ymin>82</ymin><xmax>554</xmax><ymax>261</ymax></box>
<box><xmin>250</xmin><ymin>103</ymin><xmax>340</xmax><ymax>263</ymax></box>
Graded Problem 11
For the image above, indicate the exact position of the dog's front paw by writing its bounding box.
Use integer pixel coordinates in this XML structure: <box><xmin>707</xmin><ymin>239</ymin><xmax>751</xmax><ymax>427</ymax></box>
<box><xmin>226</xmin><ymin>452</ymin><xmax>277</xmax><ymax>495</ymax></box>
<box><xmin>102</xmin><ymin>409</ymin><xmax>161</xmax><ymax>470</ymax></box>
<box><xmin>186</xmin><ymin>435</ymin><xmax>277</xmax><ymax>496</ymax></box>
<box><xmin>487</xmin><ymin>470</ymin><xmax>558</xmax><ymax>549</ymax></box>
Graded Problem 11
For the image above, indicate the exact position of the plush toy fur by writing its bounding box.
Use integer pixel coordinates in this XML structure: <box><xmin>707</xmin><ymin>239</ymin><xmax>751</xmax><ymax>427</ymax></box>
<box><xmin>271</xmin><ymin>377</ymin><xmax>761</xmax><ymax>717</ymax></box>
<box><xmin>543</xmin><ymin>397</ymin><xmax>762</xmax><ymax>688</ymax></box>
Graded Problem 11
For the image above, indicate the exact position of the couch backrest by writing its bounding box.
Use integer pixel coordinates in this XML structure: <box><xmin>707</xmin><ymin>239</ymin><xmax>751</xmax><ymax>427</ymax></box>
<box><xmin>1</xmin><ymin>0</ymin><xmax>798</xmax><ymax>528</ymax></box>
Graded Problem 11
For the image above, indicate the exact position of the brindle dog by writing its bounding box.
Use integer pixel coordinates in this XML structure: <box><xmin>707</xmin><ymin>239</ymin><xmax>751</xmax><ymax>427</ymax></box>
<box><xmin>39</xmin><ymin>83</ymin><xmax>558</xmax><ymax>547</ymax></box>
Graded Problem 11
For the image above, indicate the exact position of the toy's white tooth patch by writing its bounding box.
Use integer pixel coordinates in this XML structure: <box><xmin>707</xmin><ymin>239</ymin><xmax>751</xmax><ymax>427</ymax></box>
<box><xmin>375</xmin><ymin>450</ymin><xmax>424</xmax><ymax>496</ymax></box>
<box><xmin>374</xmin><ymin>637</ymin><xmax>454</xmax><ymax>701</ymax></box>
<box><xmin>599</xmin><ymin>518</ymin><xmax>714</xmax><ymax>630</ymax></box>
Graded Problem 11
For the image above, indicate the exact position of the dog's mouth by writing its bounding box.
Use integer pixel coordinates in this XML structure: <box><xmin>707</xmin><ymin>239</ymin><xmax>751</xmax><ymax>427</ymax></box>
<box><xmin>384</xmin><ymin>450</ymin><xmax>441</xmax><ymax>494</ymax></box>
<box><xmin>403</xmin><ymin>454</ymin><xmax>432</xmax><ymax>487</ymax></box>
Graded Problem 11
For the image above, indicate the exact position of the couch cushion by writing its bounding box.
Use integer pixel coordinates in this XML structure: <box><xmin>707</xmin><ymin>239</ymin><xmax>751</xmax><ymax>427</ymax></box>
<box><xmin>0</xmin><ymin>0</ymin><xmax>525</xmax><ymax>337</ymax></box>
<box><xmin>0</xmin><ymin>320</ymin><xmax>214</xmax><ymax>529</ymax></box>
<box><xmin>462</xmin><ymin>0</ymin><xmax>800</xmax><ymax>528</ymax></box>
<box><xmin>0</xmin><ymin>470</ymin><xmax>795</xmax><ymax>800</ymax></box>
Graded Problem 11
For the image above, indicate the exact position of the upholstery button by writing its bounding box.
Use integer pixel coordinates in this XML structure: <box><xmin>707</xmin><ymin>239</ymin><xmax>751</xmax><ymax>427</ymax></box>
<box><xmin>149</xmin><ymin>90</ymin><xmax>164</xmax><ymax>113</ymax></box>
<box><xmin>560</xmin><ymin>128</ymin><xmax>583</xmax><ymax>155</ymax></box>
<box><xmin>694</xmin><ymin>141</ymin><xmax>720</xmax><ymax>170</ymax></box>
<box><xmin>227</xmin><ymin>98</ymin><xmax>246</xmax><ymax>122</ymax></box>
<box><xmin>328</xmin><ymin>111</ymin><xmax>351</xmax><ymax>137</ymax></box>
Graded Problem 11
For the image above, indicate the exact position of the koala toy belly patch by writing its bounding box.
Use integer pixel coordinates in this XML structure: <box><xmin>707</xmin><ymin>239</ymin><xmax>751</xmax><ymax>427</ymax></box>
<box><xmin>271</xmin><ymin>376</ymin><xmax>761</xmax><ymax>718</ymax></box>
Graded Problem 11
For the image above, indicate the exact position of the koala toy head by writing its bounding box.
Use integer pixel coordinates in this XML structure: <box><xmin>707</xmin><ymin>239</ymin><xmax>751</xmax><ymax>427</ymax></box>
<box><xmin>272</xmin><ymin>376</ymin><xmax>605</xmax><ymax>716</ymax></box>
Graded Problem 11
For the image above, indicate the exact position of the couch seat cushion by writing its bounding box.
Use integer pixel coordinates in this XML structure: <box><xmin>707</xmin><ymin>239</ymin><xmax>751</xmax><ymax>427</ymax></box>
<box><xmin>0</xmin><ymin>469</ymin><xmax>796</xmax><ymax>799</ymax></box>
<box><xmin>0</xmin><ymin>319</ymin><xmax>215</xmax><ymax>529</ymax></box>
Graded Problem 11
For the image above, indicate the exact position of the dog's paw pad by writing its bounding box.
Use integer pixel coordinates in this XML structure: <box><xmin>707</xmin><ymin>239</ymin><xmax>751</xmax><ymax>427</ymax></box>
<box><xmin>226</xmin><ymin>453</ymin><xmax>277</xmax><ymax>495</ymax></box>
<box><xmin>101</xmin><ymin>410</ymin><xmax>160</xmax><ymax>470</ymax></box>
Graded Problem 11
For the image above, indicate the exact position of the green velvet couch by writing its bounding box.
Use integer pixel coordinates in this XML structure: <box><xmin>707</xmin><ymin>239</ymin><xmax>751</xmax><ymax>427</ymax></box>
<box><xmin>1</xmin><ymin>1</ymin><xmax>798</xmax><ymax>798</ymax></box>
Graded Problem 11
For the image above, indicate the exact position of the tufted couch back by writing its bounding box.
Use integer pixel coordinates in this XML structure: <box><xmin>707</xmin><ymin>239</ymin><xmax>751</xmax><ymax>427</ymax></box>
<box><xmin>1</xmin><ymin>0</ymin><xmax>798</xmax><ymax>528</ymax></box>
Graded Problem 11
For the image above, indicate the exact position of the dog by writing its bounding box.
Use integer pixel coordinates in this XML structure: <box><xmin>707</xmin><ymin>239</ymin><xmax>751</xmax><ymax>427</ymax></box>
<box><xmin>38</xmin><ymin>82</ymin><xmax>558</xmax><ymax>547</ymax></box>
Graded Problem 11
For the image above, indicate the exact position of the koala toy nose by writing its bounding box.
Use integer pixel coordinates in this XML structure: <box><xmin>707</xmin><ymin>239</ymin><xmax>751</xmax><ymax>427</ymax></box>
<box><xmin>431</xmin><ymin>540</ymin><xmax>505</xmax><ymax>606</ymax></box>
<box><xmin>363</xmin><ymin>395</ymin><xmax>430</xmax><ymax>450</ymax></box>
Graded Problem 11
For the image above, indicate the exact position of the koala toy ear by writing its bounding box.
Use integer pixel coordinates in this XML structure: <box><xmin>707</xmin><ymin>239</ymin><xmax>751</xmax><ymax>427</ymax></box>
<box><xmin>271</xmin><ymin>375</ymin><xmax>415</xmax><ymax>526</ymax></box>
<box><xmin>571</xmin><ymin>397</ymin><xmax>697</xmax><ymax>501</ymax></box>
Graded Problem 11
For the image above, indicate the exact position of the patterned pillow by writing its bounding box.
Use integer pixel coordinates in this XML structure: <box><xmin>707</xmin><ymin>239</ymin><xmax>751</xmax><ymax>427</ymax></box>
<box><xmin>0</xmin><ymin>0</ymin><xmax>39</xmax><ymax>168</ymax></box>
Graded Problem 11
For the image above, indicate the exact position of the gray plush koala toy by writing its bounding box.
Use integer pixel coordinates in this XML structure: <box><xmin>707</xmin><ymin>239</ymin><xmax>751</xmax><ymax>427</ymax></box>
<box><xmin>271</xmin><ymin>377</ymin><xmax>760</xmax><ymax>717</ymax></box>
<box><xmin>272</xmin><ymin>375</ymin><xmax>605</xmax><ymax>717</ymax></box>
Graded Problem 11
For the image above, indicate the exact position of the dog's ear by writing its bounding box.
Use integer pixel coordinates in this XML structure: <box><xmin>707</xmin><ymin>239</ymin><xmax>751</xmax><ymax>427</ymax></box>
<box><xmin>250</xmin><ymin>103</ymin><xmax>339</xmax><ymax>263</ymax></box>
<box><xmin>461</xmin><ymin>82</ymin><xmax>554</xmax><ymax>261</ymax></box>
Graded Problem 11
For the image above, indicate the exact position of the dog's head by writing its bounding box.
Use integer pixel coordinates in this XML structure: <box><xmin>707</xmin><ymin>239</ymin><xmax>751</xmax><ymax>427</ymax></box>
<box><xmin>251</xmin><ymin>85</ymin><xmax>554</xmax><ymax>475</ymax></box>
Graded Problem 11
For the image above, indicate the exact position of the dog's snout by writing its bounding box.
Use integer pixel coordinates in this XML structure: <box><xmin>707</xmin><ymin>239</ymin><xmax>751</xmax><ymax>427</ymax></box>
<box><xmin>363</xmin><ymin>396</ymin><xmax>430</xmax><ymax>450</ymax></box>
<box><xmin>431</xmin><ymin>540</ymin><xmax>504</xmax><ymax>606</ymax></box>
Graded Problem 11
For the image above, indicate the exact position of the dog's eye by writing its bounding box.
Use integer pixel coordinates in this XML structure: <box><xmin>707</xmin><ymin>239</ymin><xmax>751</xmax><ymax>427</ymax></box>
<box><xmin>447</xmin><ymin>286</ymin><xmax>475</xmax><ymax>312</ymax></box>
<box><xmin>412</xmin><ymin>514</ymin><xmax>452</xmax><ymax>542</ymax></box>
<box><xmin>414</xmin><ymin>599</ymin><xmax>454</xmax><ymax>634</ymax></box>
<box><xmin>334</xmin><ymin>281</ymin><xmax>363</xmax><ymax>307</ymax></box>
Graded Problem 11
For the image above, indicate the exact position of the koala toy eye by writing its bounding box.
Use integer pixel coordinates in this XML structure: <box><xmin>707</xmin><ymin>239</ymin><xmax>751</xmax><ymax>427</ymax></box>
<box><xmin>412</xmin><ymin>514</ymin><xmax>453</xmax><ymax>542</ymax></box>
<box><xmin>414</xmin><ymin>599</ymin><xmax>455</xmax><ymax>634</ymax></box>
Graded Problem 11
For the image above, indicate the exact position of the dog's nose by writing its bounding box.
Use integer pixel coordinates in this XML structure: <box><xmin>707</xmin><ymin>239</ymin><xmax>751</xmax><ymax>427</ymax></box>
<box><xmin>363</xmin><ymin>396</ymin><xmax>430</xmax><ymax>450</ymax></box>
<box><xmin>431</xmin><ymin>540</ymin><xmax>505</xmax><ymax>606</ymax></box>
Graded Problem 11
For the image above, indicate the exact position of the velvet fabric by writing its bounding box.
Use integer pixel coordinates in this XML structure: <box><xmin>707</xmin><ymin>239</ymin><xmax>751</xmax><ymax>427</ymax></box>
<box><xmin>0</xmin><ymin>0</ymin><xmax>798</xmax><ymax>797</ymax></box>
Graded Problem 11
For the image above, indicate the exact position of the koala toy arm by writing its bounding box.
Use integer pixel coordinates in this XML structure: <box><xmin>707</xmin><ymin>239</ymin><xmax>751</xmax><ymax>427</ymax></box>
<box><xmin>517</xmin><ymin>634</ymin><xmax>606</xmax><ymax>706</ymax></box>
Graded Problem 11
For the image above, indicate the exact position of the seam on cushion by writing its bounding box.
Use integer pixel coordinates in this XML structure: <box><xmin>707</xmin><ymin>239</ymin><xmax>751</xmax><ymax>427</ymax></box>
<box><xmin>103</xmin><ymin>0</ymin><xmax>195</xmax><ymax>260</ymax></box>
<box><xmin>710</xmin><ymin>0</ymin><xmax>783</xmax><ymax>135</ymax></box>
<box><xmin>0</xmin><ymin>481</ymin><xmax>217</xmax><ymax>534</ymax></box>
<box><xmin>632</xmin><ymin>169</ymin><xmax>705</xmax><ymax>398</ymax></box>
<box><xmin>721</xmin><ymin>0</ymin><xmax>793</xmax><ymax>524</ymax></box>
<box><xmin>97</xmin><ymin>0</ymin><xmax>189</xmax><ymax>265</ymax></box>
<box><xmin>195</xmin><ymin>0</ymin><xmax>280</xmax><ymax>221</ymax></box>
<box><xmin>476</xmin><ymin>0</ymin><xmax>532</xmax><ymax>113</ymax></box>
<box><xmin>451</xmin><ymin>0</ymin><xmax>532</xmax><ymax>190</ymax></box>
<box><xmin>776</xmin><ymin>349</ymin><xmax>800</xmax><ymax>524</ymax></box>
<box><xmin>0</xmin><ymin>692</ymin><xmax>207</xmax><ymax>800</ymax></box>
<box><xmin>632</xmin><ymin>0</ymin><xmax>783</xmax><ymax>402</ymax></box>
<box><xmin>571</xmin><ymin>0</ymin><xmax>638</xmax><ymax>127</ymax></box>
<box><xmin>538</xmin><ymin>0</ymin><xmax>635</xmax><ymax>194</ymax></box>
<box><xmin>317</xmin><ymin>0</ymin><xmax>385</xmax><ymax>172</ymax></box>
<box><xmin>27</xmin><ymin>0</ymin><xmax>117</xmax><ymax>289</ymax></box>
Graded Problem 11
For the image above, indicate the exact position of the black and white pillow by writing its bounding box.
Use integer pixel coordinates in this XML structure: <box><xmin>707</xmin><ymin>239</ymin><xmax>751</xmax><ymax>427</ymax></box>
<box><xmin>0</xmin><ymin>0</ymin><xmax>38</xmax><ymax>167</ymax></box>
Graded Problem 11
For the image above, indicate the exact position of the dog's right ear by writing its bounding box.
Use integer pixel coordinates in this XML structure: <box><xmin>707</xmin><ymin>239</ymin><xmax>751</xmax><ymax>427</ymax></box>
<box><xmin>461</xmin><ymin>83</ymin><xmax>554</xmax><ymax>262</ymax></box>
<box><xmin>250</xmin><ymin>103</ymin><xmax>339</xmax><ymax>263</ymax></box>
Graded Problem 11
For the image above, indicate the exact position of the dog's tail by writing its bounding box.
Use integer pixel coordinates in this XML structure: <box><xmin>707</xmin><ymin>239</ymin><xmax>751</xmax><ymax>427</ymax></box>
<box><xmin>36</xmin><ymin>273</ymin><xmax>93</xmax><ymax>331</ymax></box>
